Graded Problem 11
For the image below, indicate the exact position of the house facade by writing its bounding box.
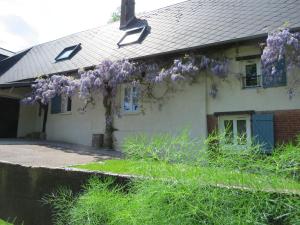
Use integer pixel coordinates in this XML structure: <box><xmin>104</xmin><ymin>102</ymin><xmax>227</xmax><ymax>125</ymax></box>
<box><xmin>0</xmin><ymin>0</ymin><xmax>299</xmax><ymax>150</ymax></box>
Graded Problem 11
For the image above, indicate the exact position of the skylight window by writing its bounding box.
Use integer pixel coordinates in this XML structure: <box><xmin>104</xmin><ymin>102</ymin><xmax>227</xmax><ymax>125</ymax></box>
<box><xmin>55</xmin><ymin>44</ymin><xmax>81</xmax><ymax>62</ymax></box>
<box><xmin>118</xmin><ymin>26</ymin><xmax>147</xmax><ymax>47</ymax></box>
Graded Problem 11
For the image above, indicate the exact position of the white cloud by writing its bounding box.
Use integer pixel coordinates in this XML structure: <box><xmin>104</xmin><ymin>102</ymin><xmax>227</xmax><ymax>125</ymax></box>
<box><xmin>0</xmin><ymin>0</ymin><xmax>184</xmax><ymax>52</ymax></box>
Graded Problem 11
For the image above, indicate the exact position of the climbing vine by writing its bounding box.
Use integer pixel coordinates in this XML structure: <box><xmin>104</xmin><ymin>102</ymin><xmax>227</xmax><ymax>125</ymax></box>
<box><xmin>22</xmin><ymin>55</ymin><xmax>229</xmax><ymax>147</ymax></box>
<box><xmin>261</xmin><ymin>28</ymin><xmax>300</xmax><ymax>98</ymax></box>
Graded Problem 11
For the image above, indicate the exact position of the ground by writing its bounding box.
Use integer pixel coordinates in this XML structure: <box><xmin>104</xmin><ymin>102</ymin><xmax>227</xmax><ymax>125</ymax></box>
<box><xmin>0</xmin><ymin>139</ymin><xmax>121</xmax><ymax>168</ymax></box>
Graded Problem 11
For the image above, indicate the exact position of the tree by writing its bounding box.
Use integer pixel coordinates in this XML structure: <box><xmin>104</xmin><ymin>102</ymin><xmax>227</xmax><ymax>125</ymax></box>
<box><xmin>22</xmin><ymin>56</ymin><xmax>230</xmax><ymax>149</ymax></box>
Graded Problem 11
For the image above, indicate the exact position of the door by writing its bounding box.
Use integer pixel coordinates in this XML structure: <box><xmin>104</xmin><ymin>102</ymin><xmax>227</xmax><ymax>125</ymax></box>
<box><xmin>252</xmin><ymin>114</ymin><xmax>274</xmax><ymax>153</ymax></box>
<box><xmin>0</xmin><ymin>97</ymin><xmax>20</xmax><ymax>138</ymax></box>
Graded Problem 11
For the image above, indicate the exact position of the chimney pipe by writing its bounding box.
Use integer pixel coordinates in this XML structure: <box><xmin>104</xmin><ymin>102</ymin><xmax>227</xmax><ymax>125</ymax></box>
<box><xmin>120</xmin><ymin>0</ymin><xmax>136</xmax><ymax>29</ymax></box>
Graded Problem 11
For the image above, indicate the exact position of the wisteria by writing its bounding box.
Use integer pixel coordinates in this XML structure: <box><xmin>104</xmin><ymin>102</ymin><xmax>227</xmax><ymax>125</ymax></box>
<box><xmin>261</xmin><ymin>28</ymin><xmax>300</xmax><ymax>82</ymax></box>
<box><xmin>79</xmin><ymin>59</ymin><xmax>136</xmax><ymax>100</ymax></box>
<box><xmin>22</xmin><ymin>55</ymin><xmax>229</xmax><ymax>147</ymax></box>
<box><xmin>22</xmin><ymin>75</ymin><xmax>79</xmax><ymax>105</ymax></box>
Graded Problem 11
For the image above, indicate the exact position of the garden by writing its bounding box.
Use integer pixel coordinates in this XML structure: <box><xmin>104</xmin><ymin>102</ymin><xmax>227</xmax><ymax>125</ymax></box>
<box><xmin>44</xmin><ymin>131</ymin><xmax>300</xmax><ymax>225</ymax></box>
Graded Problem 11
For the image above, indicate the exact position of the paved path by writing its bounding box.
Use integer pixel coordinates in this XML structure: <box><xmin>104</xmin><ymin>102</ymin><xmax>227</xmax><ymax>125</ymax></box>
<box><xmin>0</xmin><ymin>139</ymin><xmax>122</xmax><ymax>168</ymax></box>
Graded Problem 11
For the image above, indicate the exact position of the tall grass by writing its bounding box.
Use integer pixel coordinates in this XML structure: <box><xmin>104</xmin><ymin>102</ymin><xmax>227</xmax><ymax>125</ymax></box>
<box><xmin>47</xmin><ymin>130</ymin><xmax>300</xmax><ymax>225</ymax></box>
<box><xmin>45</xmin><ymin>178</ymin><xmax>300</xmax><ymax>225</ymax></box>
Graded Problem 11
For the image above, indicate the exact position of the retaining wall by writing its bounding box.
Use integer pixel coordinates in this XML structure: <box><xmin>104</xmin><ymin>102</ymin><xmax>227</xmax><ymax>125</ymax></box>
<box><xmin>0</xmin><ymin>162</ymin><xmax>131</xmax><ymax>225</ymax></box>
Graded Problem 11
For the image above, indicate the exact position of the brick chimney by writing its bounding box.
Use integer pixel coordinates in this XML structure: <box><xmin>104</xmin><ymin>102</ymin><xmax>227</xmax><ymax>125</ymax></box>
<box><xmin>120</xmin><ymin>0</ymin><xmax>136</xmax><ymax>29</ymax></box>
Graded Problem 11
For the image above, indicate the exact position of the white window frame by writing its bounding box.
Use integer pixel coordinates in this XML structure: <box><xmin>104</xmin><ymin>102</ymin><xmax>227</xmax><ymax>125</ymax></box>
<box><xmin>239</xmin><ymin>59</ymin><xmax>262</xmax><ymax>88</ymax></box>
<box><xmin>122</xmin><ymin>85</ymin><xmax>140</xmax><ymax>114</ymax></box>
<box><xmin>60</xmin><ymin>94</ymin><xmax>71</xmax><ymax>113</ymax></box>
<box><xmin>218</xmin><ymin>114</ymin><xmax>251</xmax><ymax>146</ymax></box>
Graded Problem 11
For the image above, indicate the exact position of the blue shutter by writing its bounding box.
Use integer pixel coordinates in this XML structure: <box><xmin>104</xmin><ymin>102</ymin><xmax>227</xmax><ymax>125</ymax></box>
<box><xmin>263</xmin><ymin>58</ymin><xmax>287</xmax><ymax>88</ymax></box>
<box><xmin>252</xmin><ymin>114</ymin><xmax>274</xmax><ymax>153</ymax></box>
<box><xmin>51</xmin><ymin>95</ymin><xmax>61</xmax><ymax>114</ymax></box>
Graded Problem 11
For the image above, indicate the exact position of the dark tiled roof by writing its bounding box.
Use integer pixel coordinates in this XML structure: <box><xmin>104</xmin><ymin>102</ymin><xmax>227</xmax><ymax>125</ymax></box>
<box><xmin>1</xmin><ymin>0</ymin><xmax>300</xmax><ymax>84</ymax></box>
<box><xmin>0</xmin><ymin>48</ymin><xmax>15</xmax><ymax>59</ymax></box>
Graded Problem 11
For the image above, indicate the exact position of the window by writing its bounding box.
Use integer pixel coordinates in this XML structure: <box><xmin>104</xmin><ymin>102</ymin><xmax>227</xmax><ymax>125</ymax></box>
<box><xmin>55</xmin><ymin>44</ymin><xmax>81</xmax><ymax>61</ymax></box>
<box><xmin>51</xmin><ymin>94</ymin><xmax>72</xmax><ymax>114</ymax></box>
<box><xmin>241</xmin><ymin>61</ymin><xmax>261</xmax><ymax>88</ymax></box>
<box><xmin>262</xmin><ymin>57</ymin><xmax>287</xmax><ymax>88</ymax></box>
<box><xmin>117</xmin><ymin>26</ymin><xmax>147</xmax><ymax>47</ymax></box>
<box><xmin>219</xmin><ymin>115</ymin><xmax>251</xmax><ymax>146</ymax></box>
<box><xmin>123</xmin><ymin>86</ymin><xmax>140</xmax><ymax>113</ymax></box>
<box><xmin>245</xmin><ymin>64</ymin><xmax>259</xmax><ymax>87</ymax></box>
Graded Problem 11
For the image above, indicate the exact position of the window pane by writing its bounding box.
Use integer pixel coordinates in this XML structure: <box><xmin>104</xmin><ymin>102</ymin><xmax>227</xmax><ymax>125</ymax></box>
<box><xmin>57</xmin><ymin>49</ymin><xmax>74</xmax><ymax>60</ymax></box>
<box><xmin>237</xmin><ymin>120</ymin><xmax>247</xmax><ymax>145</ymax></box>
<box><xmin>245</xmin><ymin>64</ymin><xmax>258</xmax><ymax>86</ymax></box>
<box><xmin>224</xmin><ymin>120</ymin><xmax>233</xmax><ymax>144</ymax></box>
<box><xmin>67</xmin><ymin>97</ymin><xmax>72</xmax><ymax>112</ymax></box>
<box><xmin>132</xmin><ymin>86</ymin><xmax>139</xmax><ymax>111</ymax></box>
<box><xmin>61</xmin><ymin>94</ymin><xmax>68</xmax><ymax>113</ymax></box>
<box><xmin>123</xmin><ymin>87</ymin><xmax>131</xmax><ymax>111</ymax></box>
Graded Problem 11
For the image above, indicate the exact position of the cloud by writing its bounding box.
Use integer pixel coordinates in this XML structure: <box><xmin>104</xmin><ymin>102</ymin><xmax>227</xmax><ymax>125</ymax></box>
<box><xmin>0</xmin><ymin>0</ymin><xmax>184</xmax><ymax>52</ymax></box>
<box><xmin>0</xmin><ymin>15</ymin><xmax>38</xmax><ymax>51</ymax></box>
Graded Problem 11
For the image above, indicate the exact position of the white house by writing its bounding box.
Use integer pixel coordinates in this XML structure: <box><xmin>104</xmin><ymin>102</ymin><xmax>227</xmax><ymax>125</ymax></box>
<box><xmin>0</xmin><ymin>0</ymin><xmax>299</xmax><ymax>151</ymax></box>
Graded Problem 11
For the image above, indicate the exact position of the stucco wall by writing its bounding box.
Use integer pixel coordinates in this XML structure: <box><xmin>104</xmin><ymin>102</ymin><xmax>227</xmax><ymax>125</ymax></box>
<box><xmin>206</xmin><ymin>44</ymin><xmax>300</xmax><ymax>114</ymax></box>
<box><xmin>46</xmin><ymin>94</ymin><xmax>106</xmax><ymax>146</ymax></box>
<box><xmin>45</xmin><ymin>78</ymin><xmax>207</xmax><ymax>148</ymax></box>
<box><xmin>0</xmin><ymin>88</ymin><xmax>42</xmax><ymax>137</ymax></box>
<box><xmin>114</xmin><ymin>78</ymin><xmax>207</xmax><ymax>148</ymax></box>
<box><xmin>11</xmin><ymin>43</ymin><xmax>300</xmax><ymax>148</ymax></box>
<box><xmin>17</xmin><ymin>104</ymin><xmax>42</xmax><ymax>137</ymax></box>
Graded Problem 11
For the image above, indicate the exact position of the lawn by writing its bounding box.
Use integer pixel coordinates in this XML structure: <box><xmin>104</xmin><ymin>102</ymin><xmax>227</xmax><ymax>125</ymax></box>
<box><xmin>0</xmin><ymin>219</ymin><xmax>12</xmax><ymax>225</ymax></box>
<box><xmin>47</xmin><ymin>131</ymin><xmax>300</xmax><ymax>225</ymax></box>
<box><xmin>74</xmin><ymin>159</ymin><xmax>300</xmax><ymax>194</ymax></box>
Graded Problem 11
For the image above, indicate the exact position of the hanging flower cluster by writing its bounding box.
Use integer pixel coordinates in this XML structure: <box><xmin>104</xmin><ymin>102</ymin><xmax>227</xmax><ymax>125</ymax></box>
<box><xmin>22</xmin><ymin>75</ymin><xmax>79</xmax><ymax>105</ymax></box>
<box><xmin>199</xmin><ymin>55</ymin><xmax>229</xmax><ymax>78</ymax></box>
<box><xmin>79</xmin><ymin>59</ymin><xmax>135</xmax><ymax>99</ymax></box>
<box><xmin>262</xmin><ymin>28</ymin><xmax>300</xmax><ymax>76</ymax></box>
<box><xmin>155</xmin><ymin>56</ymin><xmax>199</xmax><ymax>82</ymax></box>
<box><xmin>23</xmin><ymin>55</ymin><xmax>229</xmax><ymax>105</ymax></box>
<box><xmin>261</xmin><ymin>28</ymin><xmax>300</xmax><ymax>98</ymax></box>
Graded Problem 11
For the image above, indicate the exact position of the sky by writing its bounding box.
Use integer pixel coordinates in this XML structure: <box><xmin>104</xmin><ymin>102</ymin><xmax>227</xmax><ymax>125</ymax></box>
<box><xmin>0</xmin><ymin>0</ymin><xmax>184</xmax><ymax>52</ymax></box>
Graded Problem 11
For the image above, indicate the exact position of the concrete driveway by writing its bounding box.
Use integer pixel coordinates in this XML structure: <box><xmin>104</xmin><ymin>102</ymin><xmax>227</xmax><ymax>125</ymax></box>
<box><xmin>0</xmin><ymin>139</ymin><xmax>122</xmax><ymax>168</ymax></box>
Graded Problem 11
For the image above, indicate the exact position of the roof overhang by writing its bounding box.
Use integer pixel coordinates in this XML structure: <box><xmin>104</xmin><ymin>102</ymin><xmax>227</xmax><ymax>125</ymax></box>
<box><xmin>0</xmin><ymin>81</ymin><xmax>33</xmax><ymax>89</ymax></box>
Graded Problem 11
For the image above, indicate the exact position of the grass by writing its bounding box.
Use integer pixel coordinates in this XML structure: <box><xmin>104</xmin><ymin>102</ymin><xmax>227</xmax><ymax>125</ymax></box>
<box><xmin>47</xmin><ymin>130</ymin><xmax>300</xmax><ymax>225</ymax></box>
<box><xmin>75</xmin><ymin>159</ymin><xmax>300</xmax><ymax>194</ymax></box>
<box><xmin>0</xmin><ymin>219</ymin><xmax>12</xmax><ymax>225</ymax></box>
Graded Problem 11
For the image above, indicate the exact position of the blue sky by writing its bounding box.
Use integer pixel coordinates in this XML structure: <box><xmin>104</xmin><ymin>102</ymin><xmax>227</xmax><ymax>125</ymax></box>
<box><xmin>0</xmin><ymin>0</ymin><xmax>183</xmax><ymax>52</ymax></box>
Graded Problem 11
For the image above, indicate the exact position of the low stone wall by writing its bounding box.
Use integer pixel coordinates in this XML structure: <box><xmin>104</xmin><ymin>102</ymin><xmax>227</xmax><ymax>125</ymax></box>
<box><xmin>0</xmin><ymin>162</ymin><xmax>131</xmax><ymax>225</ymax></box>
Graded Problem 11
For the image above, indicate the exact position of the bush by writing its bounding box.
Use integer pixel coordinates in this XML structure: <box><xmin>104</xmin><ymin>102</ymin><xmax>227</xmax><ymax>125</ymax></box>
<box><xmin>123</xmin><ymin>129</ymin><xmax>300</xmax><ymax>180</ymax></box>
<box><xmin>47</xmin><ymin>131</ymin><xmax>300</xmax><ymax>224</ymax></box>
<box><xmin>122</xmin><ymin>129</ymin><xmax>205</xmax><ymax>165</ymax></box>
<box><xmin>46</xmin><ymin>178</ymin><xmax>300</xmax><ymax>225</ymax></box>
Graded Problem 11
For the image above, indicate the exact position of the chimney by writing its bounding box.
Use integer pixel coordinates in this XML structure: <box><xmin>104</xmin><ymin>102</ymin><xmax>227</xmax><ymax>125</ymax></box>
<box><xmin>120</xmin><ymin>0</ymin><xmax>136</xmax><ymax>29</ymax></box>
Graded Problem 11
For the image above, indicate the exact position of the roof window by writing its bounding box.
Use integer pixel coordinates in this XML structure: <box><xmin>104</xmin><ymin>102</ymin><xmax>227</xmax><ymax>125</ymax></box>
<box><xmin>117</xmin><ymin>26</ymin><xmax>147</xmax><ymax>47</ymax></box>
<box><xmin>55</xmin><ymin>44</ymin><xmax>81</xmax><ymax>61</ymax></box>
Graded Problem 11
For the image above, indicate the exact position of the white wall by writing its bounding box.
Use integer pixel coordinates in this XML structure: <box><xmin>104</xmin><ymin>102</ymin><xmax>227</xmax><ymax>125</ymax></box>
<box><xmin>45</xmin><ymin>78</ymin><xmax>207</xmax><ymax>148</ymax></box>
<box><xmin>9</xmin><ymin>43</ymin><xmax>300</xmax><ymax>148</ymax></box>
<box><xmin>0</xmin><ymin>87</ymin><xmax>42</xmax><ymax>137</ymax></box>
<box><xmin>17</xmin><ymin>104</ymin><xmax>42</xmax><ymax>137</ymax></box>
<box><xmin>114</xmin><ymin>78</ymin><xmax>207</xmax><ymax>148</ymax></box>
<box><xmin>206</xmin><ymin>44</ymin><xmax>300</xmax><ymax>114</ymax></box>
<box><xmin>46</xmin><ymin>94</ymin><xmax>106</xmax><ymax>146</ymax></box>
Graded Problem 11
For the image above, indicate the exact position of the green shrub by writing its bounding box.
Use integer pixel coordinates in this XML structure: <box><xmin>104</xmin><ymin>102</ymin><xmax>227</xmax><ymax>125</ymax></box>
<box><xmin>48</xmin><ymin>131</ymin><xmax>300</xmax><ymax>224</ymax></box>
<box><xmin>123</xmin><ymin>129</ymin><xmax>300</xmax><ymax>180</ymax></box>
<box><xmin>122</xmin><ymin>129</ymin><xmax>206</xmax><ymax>165</ymax></box>
<box><xmin>46</xmin><ymin>178</ymin><xmax>300</xmax><ymax>225</ymax></box>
